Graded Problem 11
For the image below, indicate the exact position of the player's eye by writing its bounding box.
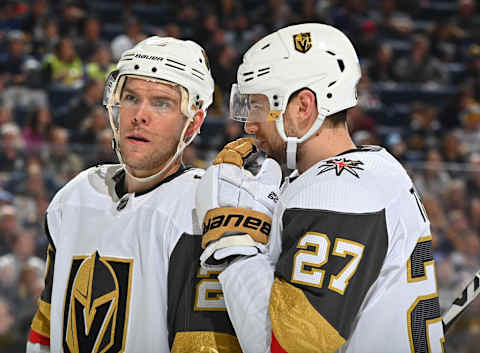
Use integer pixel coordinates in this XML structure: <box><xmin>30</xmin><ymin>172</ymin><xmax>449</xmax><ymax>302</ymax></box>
<box><xmin>122</xmin><ymin>94</ymin><xmax>138</xmax><ymax>105</ymax></box>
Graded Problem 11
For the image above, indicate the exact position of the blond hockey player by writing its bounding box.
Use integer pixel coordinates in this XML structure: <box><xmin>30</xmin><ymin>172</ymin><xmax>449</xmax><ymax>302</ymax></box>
<box><xmin>27</xmin><ymin>36</ymin><xmax>241</xmax><ymax>353</ymax></box>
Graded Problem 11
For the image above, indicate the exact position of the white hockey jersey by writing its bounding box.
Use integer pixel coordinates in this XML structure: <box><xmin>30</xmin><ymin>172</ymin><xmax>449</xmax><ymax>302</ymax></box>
<box><xmin>219</xmin><ymin>146</ymin><xmax>445</xmax><ymax>353</ymax></box>
<box><xmin>28</xmin><ymin>164</ymin><xmax>241</xmax><ymax>353</ymax></box>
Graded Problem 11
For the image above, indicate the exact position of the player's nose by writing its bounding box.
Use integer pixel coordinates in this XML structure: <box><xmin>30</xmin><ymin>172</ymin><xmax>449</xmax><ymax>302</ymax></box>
<box><xmin>244</xmin><ymin>121</ymin><xmax>258</xmax><ymax>135</ymax></box>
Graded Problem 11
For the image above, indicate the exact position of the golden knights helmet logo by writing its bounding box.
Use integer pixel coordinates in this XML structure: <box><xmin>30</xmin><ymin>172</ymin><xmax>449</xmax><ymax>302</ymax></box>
<box><xmin>63</xmin><ymin>251</ymin><xmax>133</xmax><ymax>353</ymax></box>
<box><xmin>293</xmin><ymin>32</ymin><xmax>312</xmax><ymax>53</ymax></box>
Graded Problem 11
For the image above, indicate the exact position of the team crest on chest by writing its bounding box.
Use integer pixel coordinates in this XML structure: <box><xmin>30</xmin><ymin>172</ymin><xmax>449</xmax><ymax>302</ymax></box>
<box><xmin>62</xmin><ymin>251</ymin><xmax>133</xmax><ymax>353</ymax></box>
<box><xmin>317</xmin><ymin>158</ymin><xmax>364</xmax><ymax>178</ymax></box>
<box><xmin>293</xmin><ymin>32</ymin><xmax>312</xmax><ymax>53</ymax></box>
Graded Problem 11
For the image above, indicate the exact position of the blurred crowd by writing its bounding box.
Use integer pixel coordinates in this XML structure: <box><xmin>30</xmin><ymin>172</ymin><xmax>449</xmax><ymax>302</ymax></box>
<box><xmin>0</xmin><ymin>0</ymin><xmax>479</xmax><ymax>351</ymax></box>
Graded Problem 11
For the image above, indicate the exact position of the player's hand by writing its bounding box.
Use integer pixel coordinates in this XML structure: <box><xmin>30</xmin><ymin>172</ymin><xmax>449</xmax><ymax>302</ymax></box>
<box><xmin>195</xmin><ymin>138</ymin><xmax>282</xmax><ymax>270</ymax></box>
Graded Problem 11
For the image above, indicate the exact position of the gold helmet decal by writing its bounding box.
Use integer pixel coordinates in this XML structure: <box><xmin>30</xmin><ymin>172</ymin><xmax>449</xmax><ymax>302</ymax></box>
<box><xmin>293</xmin><ymin>32</ymin><xmax>312</xmax><ymax>53</ymax></box>
<box><xmin>63</xmin><ymin>252</ymin><xmax>133</xmax><ymax>353</ymax></box>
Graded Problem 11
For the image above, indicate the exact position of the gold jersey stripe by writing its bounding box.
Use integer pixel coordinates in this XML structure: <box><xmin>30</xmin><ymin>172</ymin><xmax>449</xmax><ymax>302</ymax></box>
<box><xmin>171</xmin><ymin>331</ymin><xmax>242</xmax><ymax>353</ymax></box>
<box><xmin>202</xmin><ymin>207</ymin><xmax>271</xmax><ymax>248</ymax></box>
<box><xmin>31</xmin><ymin>299</ymin><xmax>51</xmax><ymax>337</ymax></box>
<box><xmin>270</xmin><ymin>279</ymin><xmax>346</xmax><ymax>353</ymax></box>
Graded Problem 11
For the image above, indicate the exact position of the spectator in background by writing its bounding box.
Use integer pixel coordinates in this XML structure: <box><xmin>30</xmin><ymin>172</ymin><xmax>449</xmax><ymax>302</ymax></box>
<box><xmin>414</xmin><ymin>148</ymin><xmax>452</xmax><ymax>196</ymax></box>
<box><xmin>22</xmin><ymin>106</ymin><xmax>53</xmax><ymax>153</ymax></box>
<box><xmin>162</xmin><ymin>23</ymin><xmax>181</xmax><ymax>39</ymax></box>
<box><xmin>22</xmin><ymin>0</ymin><xmax>50</xmax><ymax>50</ymax></box>
<box><xmin>369</xmin><ymin>0</ymin><xmax>413</xmax><ymax>39</ymax></box>
<box><xmin>423</xmin><ymin>192</ymin><xmax>451</xmax><ymax>254</ymax></box>
<box><xmin>63</xmin><ymin>78</ymin><xmax>103</xmax><ymax>131</ymax></box>
<box><xmin>0</xmin><ymin>123</ymin><xmax>25</xmax><ymax>174</ymax></box>
<box><xmin>429</xmin><ymin>22</ymin><xmax>463</xmax><ymax>63</ymax></box>
<box><xmin>43</xmin><ymin>37</ymin><xmax>84</xmax><ymax>89</ymax></box>
<box><xmin>57</xmin><ymin>0</ymin><xmax>86</xmax><ymax>41</ymax></box>
<box><xmin>469</xmin><ymin>197</ymin><xmax>480</xmax><ymax>235</ymax></box>
<box><xmin>450</xmin><ymin>0</ymin><xmax>480</xmax><ymax>42</ymax></box>
<box><xmin>44</xmin><ymin>127</ymin><xmax>83</xmax><ymax>185</ymax></box>
<box><xmin>441</xmin><ymin>132</ymin><xmax>469</xmax><ymax>177</ymax></box>
<box><xmin>461</xmin><ymin>44</ymin><xmax>480</xmax><ymax>101</ymax></box>
<box><xmin>356</xmin><ymin>20</ymin><xmax>379</xmax><ymax>60</ymax></box>
<box><xmin>457</xmin><ymin>102</ymin><xmax>480</xmax><ymax>153</ymax></box>
<box><xmin>347</xmin><ymin>106</ymin><xmax>377</xmax><ymax>136</ymax></box>
<box><xmin>89</xmin><ymin>128</ymin><xmax>114</xmax><ymax>165</ymax></box>
<box><xmin>212</xmin><ymin>45</ymin><xmax>238</xmax><ymax>97</ymax></box>
<box><xmin>368</xmin><ymin>43</ymin><xmax>396</xmax><ymax>82</ymax></box>
<box><xmin>0</xmin><ymin>205</ymin><xmax>19</xmax><ymax>256</ymax></box>
<box><xmin>444</xmin><ymin>179</ymin><xmax>469</xmax><ymax>214</ymax></box>
<box><xmin>0</xmin><ymin>232</ymin><xmax>45</xmax><ymax>299</ymax></box>
<box><xmin>83</xmin><ymin>128</ymin><xmax>117</xmax><ymax>168</ymax></box>
<box><xmin>0</xmin><ymin>104</ymin><xmax>12</xmax><ymax>126</ymax></box>
<box><xmin>0</xmin><ymin>296</ymin><xmax>22</xmax><ymax>351</ymax></box>
<box><xmin>466</xmin><ymin>153</ymin><xmax>480</xmax><ymax>199</ymax></box>
<box><xmin>73</xmin><ymin>105</ymin><xmax>108</xmax><ymax>145</ymax></box>
<box><xmin>85</xmin><ymin>45</ymin><xmax>115</xmax><ymax>82</ymax></box>
<box><xmin>111</xmin><ymin>17</ymin><xmax>146</xmax><ymax>61</ymax></box>
<box><xmin>394</xmin><ymin>34</ymin><xmax>449</xmax><ymax>84</ymax></box>
<box><xmin>31</xmin><ymin>19</ymin><xmax>59</xmax><ymax>58</ymax></box>
<box><xmin>76</xmin><ymin>17</ymin><xmax>105</xmax><ymax>61</ymax></box>
<box><xmin>0</xmin><ymin>30</ymin><xmax>46</xmax><ymax>111</ymax></box>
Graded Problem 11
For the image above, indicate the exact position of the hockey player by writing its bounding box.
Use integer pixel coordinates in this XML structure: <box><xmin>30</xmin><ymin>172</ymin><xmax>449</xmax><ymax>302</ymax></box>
<box><xmin>27</xmin><ymin>37</ymin><xmax>242</xmax><ymax>352</ymax></box>
<box><xmin>196</xmin><ymin>23</ymin><xmax>446</xmax><ymax>352</ymax></box>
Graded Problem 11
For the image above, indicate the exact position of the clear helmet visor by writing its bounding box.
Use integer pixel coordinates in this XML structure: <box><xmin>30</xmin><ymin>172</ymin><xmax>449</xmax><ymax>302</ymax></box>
<box><xmin>229</xmin><ymin>83</ymin><xmax>281</xmax><ymax>123</ymax></box>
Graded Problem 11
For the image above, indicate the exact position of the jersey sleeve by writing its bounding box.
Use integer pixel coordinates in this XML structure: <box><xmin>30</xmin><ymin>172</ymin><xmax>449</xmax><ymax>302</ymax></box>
<box><xmin>167</xmin><ymin>233</ymin><xmax>242</xmax><ymax>353</ymax></box>
<box><xmin>27</xmin><ymin>219</ymin><xmax>56</xmax><ymax>352</ymax></box>
<box><xmin>270</xmin><ymin>207</ymin><xmax>388</xmax><ymax>353</ymax></box>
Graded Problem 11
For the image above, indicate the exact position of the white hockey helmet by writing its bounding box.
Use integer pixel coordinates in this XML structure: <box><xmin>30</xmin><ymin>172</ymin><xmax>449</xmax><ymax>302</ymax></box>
<box><xmin>230</xmin><ymin>23</ymin><xmax>361</xmax><ymax>169</ymax></box>
<box><xmin>103</xmin><ymin>36</ymin><xmax>214</xmax><ymax>182</ymax></box>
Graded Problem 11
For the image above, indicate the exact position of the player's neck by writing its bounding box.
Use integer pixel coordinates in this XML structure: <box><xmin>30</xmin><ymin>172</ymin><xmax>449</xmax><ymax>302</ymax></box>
<box><xmin>125</xmin><ymin>159</ymin><xmax>182</xmax><ymax>194</ymax></box>
<box><xmin>297</xmin><ymin>126</ymin><xmax>356</xmax><ymax>174</ymax></box>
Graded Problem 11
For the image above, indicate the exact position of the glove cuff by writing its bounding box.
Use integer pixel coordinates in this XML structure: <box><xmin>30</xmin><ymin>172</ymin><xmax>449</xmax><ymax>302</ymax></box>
<box><xmin>202</xmin><ymin>207</ymin><xmax>271</xmax><ymax>248</ymax></box>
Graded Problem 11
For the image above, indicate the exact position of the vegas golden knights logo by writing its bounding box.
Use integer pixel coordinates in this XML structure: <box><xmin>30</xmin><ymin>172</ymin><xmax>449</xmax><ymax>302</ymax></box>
<box><xmin>293</xmin><ymin>32</ymin><xmax>312</xmax><ymax>53</ymax></box>
<box><xmin>63</xmin><ymin>252</ymin><xmax>133</xmax><ymax>353</ymax></box>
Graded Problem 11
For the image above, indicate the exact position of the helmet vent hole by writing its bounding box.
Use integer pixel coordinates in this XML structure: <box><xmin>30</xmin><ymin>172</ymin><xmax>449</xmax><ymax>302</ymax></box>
<box><xmin>134</xmin><ymin>65</ymin><xmax>139</xmax><ymax>70</ymax></box>
<box><xmin>243</xmin><ymin>71</ymin><xmax>254</xmax><ymax>76</ymax></box>
<box><xmin>245</xmin><ymin>77</ymin><xmax>254</xmax><ymax>82</ymax></box>
<box><xmin>152</xmin><ymin>67</ymin><xmax>157</xmax><ymax>72</ymax></box>
<box><xmin>327</xmin><ymin>93</ymin><xmax>333</xmax><ymax>99</ymax></box>
<box><xmin>327</xmin><ymin>50</ymin><xmax>336</xmax><ymax>56</ymax></box>
<box><xmin>328</xmin><ymin>81</ymin><xmax>336</xmax><ymax>87</ymax></box>
<box><xmin>337</xmin><ymin>59</ymin><xmax>345</xmax><ymax>72</ymax></box>
<box><xmin>261</xmin><ymin>44</ymin><xmax>270</xmax><ymax>50</ymax></box>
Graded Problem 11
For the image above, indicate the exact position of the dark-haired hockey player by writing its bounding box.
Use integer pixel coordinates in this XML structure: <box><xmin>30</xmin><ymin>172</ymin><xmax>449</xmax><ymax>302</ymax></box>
<box><xmin>196</xmin><ymin>23</ymin><xmax>445</xmax><ymax>353</ymax></box>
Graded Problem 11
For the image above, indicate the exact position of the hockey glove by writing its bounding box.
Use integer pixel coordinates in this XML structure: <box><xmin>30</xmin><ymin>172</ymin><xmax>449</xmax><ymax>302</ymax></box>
<box><xmin>196</xmin><ymin>138</ymin><xmax>282</xmax><ymax>270</ymax></box>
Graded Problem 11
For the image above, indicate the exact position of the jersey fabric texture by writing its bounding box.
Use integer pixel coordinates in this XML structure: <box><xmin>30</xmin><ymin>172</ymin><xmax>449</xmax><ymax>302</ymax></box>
<box><xmin>28</xmin><ymin>164</ymin><xmax>240</xmax><ymax>353</ymax></box>
<box><xmin>220</xmin><ymin>146</ymin><xmax>445</xmax><ymax>353</ymax></box>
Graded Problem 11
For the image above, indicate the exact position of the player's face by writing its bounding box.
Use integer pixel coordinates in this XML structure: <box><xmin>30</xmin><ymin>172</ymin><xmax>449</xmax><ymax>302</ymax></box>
<box><xmin>118</xmin><ymin>77</ymin><xmax>185</xmax><ymax>177</ymax></box>
<box><xmin>244</xmin><ymin>95</ymin><xmax>299</xmax><ymax>164</ymax></box>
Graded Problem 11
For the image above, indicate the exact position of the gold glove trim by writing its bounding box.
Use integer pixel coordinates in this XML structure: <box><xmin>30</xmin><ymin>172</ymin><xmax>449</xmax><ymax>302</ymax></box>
<box><xmin>171</xmin><ymin>331</ymin><xmax>242</xmax><ymax>353</ymax></box>
<box><xmin>270</xmin><ymin>279</ymin><xmax>346</xmax><ymax>353</ymax></box>
<box><xmin>214</xmin><ymin>138</ymin><xmax>257</xmax><ymax>167</ymax></box>
<box><xmin>31</xmin><ymin>299</ymin><xmax>51</xmax><ymax>337</ymax></box>
<box><xmin>202</xmin><ymin>207</ymin><xmax>271</xmax><ymax>248</ymax></box>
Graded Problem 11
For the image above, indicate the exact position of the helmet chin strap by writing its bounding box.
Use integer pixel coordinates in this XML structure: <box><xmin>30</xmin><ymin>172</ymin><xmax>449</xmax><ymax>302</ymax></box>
<box><xmin>278</xmin><ymin>113</ymin><xmax>326</xmax><ymax>170</ymax></box>
<box><xmin>115</xmin><ymin>116</ymin><xmax>195</xmax><ymax>183</ymax></box>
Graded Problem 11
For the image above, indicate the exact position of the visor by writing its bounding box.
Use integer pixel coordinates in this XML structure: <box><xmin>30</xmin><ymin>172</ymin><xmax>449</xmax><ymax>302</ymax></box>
<box><xmin>229</xmin><ymin>84</ymin><xmax>281</xmax><ymax>123</ymax></box>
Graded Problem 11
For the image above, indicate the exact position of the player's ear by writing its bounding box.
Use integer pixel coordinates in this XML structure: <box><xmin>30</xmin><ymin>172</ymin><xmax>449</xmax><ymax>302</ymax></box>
<box><xmin>296</xmin><ymin>89</ymin><xmax>317</xmax><ymax>132</ymax></box>
<box><xmin>185</xmin><ymin>110</ymin><xmax>205</xmax><ymax>138</ymax></box>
